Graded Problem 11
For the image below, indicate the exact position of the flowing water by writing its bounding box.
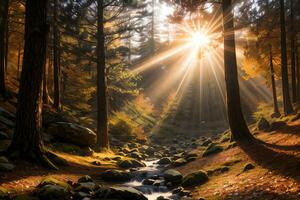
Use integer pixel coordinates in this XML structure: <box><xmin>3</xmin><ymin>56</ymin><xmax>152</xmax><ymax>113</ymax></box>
<box><xmin>121</xmin><ymin>159</ymin><xmax>180</xmax><ymax>200</ymax></box>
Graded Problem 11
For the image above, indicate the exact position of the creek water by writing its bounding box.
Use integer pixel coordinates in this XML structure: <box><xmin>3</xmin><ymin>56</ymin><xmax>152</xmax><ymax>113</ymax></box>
<box><xmin>121</xmin><ymin>159</ymin><xmax>180</xmax><ymax>200</ymax></box>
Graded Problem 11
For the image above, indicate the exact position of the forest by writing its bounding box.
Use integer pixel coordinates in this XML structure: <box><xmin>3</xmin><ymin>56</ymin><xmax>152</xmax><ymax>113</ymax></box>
<box><xmin>0</xmin><ymin>0</ymin><xmax>299</xmax><ymax>199</ymax></box>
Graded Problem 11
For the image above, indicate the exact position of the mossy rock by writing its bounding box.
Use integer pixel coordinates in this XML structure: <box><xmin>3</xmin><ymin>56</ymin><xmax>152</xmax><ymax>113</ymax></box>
<box><xmin>243</xmin><ymin>163</ymin><xmax>255</xmax><ymax>172</ymax></box>
<box><xmin>220</xmin><ymin>131</ymin><xmax>232</xmax><ymax>143</ymax></box>
<box><xmin>225</xmin><ymin>142</ymin><xmax>237</xmax><ymax>150</ymax></box>
<box><xmin>206</xmin><ymin>166</ymin><xmax>230</xmax><ymax>176</ymax></box>
<box><xmin>38</xmin><ymin>177</ymin><xmax>70</xmax><ymax>190</ymax></box>
<box><xmin>202</xmin><ymin>144</ymin><xmax>223</xmax><ymax>157</ymax></box>
<box><xmin>0</xmin><ymin>187</ymin><xmax>9</xmax><ymax>199</ymax></box>
<box><xmin>36</xmin><ymin>185</ymin><xmax>70</xmax><ymax>200</ymax></box>
<box><xmin>182</xmin><ymin>171</ymin><xmax>208</xmax><ymax>187</ymax></box>
<box><xmin>172</xmin><ymin>158</ymin><xmax>187</xmax><ymax>167</ymax></box>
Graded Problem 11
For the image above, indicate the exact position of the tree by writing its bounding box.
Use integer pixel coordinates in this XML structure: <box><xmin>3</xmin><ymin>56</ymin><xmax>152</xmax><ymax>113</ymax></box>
<box><xmin>280</xmin><ymin>0</ymin><xmax>294</xmax><ymax>115</ymax></box>
<box><xmin>290</xmin><ymin>0</ymin><xmax>297</xmax><ymax>102</ymax></box>
<box><xmin>0</xmin><ymin>0</ymin><xmax>9</xmax><ymax>97</ymax></box>
<box><xmin>96</xmin><ymin>0</ymin><xmax>109</xmax><ymax>150</ymax></box>
<box><xmin>269</xmin><ymin>45</ymin><xmax>280</xmax><ymax>115</ymax></box>
<box><xmin>222</xmin><ymin>0</ymin><xmax>253</xmax><ymax>141</ymax></box>
<box><xmin>53</xmin><ymin>0</ymin><xmax>61</xmax><ymax>110</ymax></box>
<box><xmin>7</xmin><ymin>0</ymin><xmax>56</xmax><ymax>169</ymax></box>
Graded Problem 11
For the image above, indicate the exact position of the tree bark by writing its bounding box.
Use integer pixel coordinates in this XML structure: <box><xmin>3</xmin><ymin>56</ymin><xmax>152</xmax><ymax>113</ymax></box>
<box><xmin>17</xmin><ymin>43</ymin><xmax>21</xmax><ymax>79</ymax></box>
<box><xmin>0</xmin><ymin>0</ymin><xmax>9</xmax><ymax>96</ymax></box>
<box><xmin>53</xmin><ymin>0</ymin><xmax>61</xmax><ymax>111</ymax></box>
<box><xmin>280</xmin><ymin>0</ymin><xmax>294</xmax><ymax>115</ymax></box>
<box><xmin>7</xmin><ymin>0</ymin><xmax>56</xmax><ymax>169</ymax></box>
<box><xmin>269</xmin><ymin>45</ymin><xmax>280</xmax><ymax>114</ymax></box>
<box><xmin>297</xmin><ymin>46</ymin><xmax>300</xmax><ymax>98</ymax></box>
<box><xmin>5</xmin><ymin>12</ymin><xmax>9</xmax><ymax>74</ymax></box>
<box><xmin>96</xmin><ymin>0</ymin><xmax>109</xmax><ymax>150</ymax></box>
<box><xmin>222</xmin><ymin>0</ymin><xmax>253</xmax><ymax>142</ymax></box>
<box><xmin>290</xmin><ymin>0</ymin><xmax>297</xmax><ymax>102</ymax></box>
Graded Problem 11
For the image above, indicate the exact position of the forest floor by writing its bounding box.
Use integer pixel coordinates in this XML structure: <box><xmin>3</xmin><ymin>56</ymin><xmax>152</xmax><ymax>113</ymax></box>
<box><xmin>2</xmin><ymin>119</ymin><xmax>300</xmax><ymax>199</ymax></box>
<box><xmin>176</xmin><ymin>119</ymin><xmax>300</xmax><ymax>200</ymax></box>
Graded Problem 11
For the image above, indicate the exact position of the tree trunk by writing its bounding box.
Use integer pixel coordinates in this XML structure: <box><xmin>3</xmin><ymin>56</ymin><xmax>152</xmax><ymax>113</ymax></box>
<box><xmin>297</xmin><ymin>46</ymin><xmax>300</xmax><ymax>98</ymax></box>
<box><xmin>53</xmin><ymin>0</ymin><xmax>60</xmax><ymax>111</ymax></box>
<box><xmin>280</xmin><ymin>0</ymin><xmax>294</xmax><ymax>115</ymax></box>
<box><xmin>17</xmin><ymin>43</ymin><xmax>21</xmax><ymax>79</ymax></box>
<box><xmin>5</xmin><ymin>13</ymin><xmax>9</xmax><ymax>74</ymax></box>
<box><xmin>290</xmin><ymin>0</ymin><xmax>297</xmax><ymax>102</ymax></box>
<box><xmin>0</xmin><ymin>0</ymin><xmax>9</xmax><ymax>96</ymax></box>
<box><xmin>7</xmin><ymin>0</ymin><xmax>56</xmax><ymax>169</ymax></box>
<box><xmin>151</xmin><ymin>0</ymin><xmax>155</xmax><ymax>54</ymax></box>
<box><xmin>96</xmin><ymin>0</ymin><xmax>109</xmax><ymax>150</ymax></box>
<box><xmin>43</xmin><ymin>57</ymin><xmax>50</xmax><ymax>104</ymax></box>
<box><xmin>222</xmin><ymin>0</ymin><xmax>253</xmax><ymax>142</ymax></box>
<box><xmin>269</xmin><ymin>45</ymin><xmax>280</xmax><ymax>114</ymax></box>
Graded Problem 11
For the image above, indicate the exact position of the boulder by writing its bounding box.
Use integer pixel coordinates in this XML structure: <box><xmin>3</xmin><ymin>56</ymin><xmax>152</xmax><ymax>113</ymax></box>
<box><xmin>157</xmin><ymin>157</ymin><xmax>172</xmax><ymax>165</ymax></box>
<box><xmin>268</xmin><ymin>121</ymin><xmax>286</xmax><ymax>132</ymax></box>
<box><xmin>202</xmin><ymin>144</ymin><xmax>223</xmax><ymax>157</ymax></box>
<box><xmin>257</xmin><ymin>117</ymin><xmax>270</xmax><ymax>131</ymax></box>
<box><xmin>163</xmin><ymin>169</ymin><xmax>183</xmax><ymax>185</ymax></box>
<box><xmin>74</xmin><ymin>182</ymin><xmax>96</xmax><ymax>193</ymax></box>
<box><xmin>243</xmin><ymin>163</ymin><xmax>255</xmax><ymax>172</ymax></box>
<box><xmin>142</xmin><ymin>178</ymin><xmax>155</xmax><ymax>185</ymax></box>
<box><xmin>172</xmin><ymin>158</ymin><xmax>187</xmax><ymax>167</ymax></box>
<box><xmin>47</xmin><ymin>122</ymin><xmax>96</xmax><ymax>147</ymax></box>
<box><xmin>182</xmin><ymin>171</ymin><xmax>208</xmax><ymax>187</ymax></box>
<box><xmin>36</xmin><ymin>185</ymin><xmax>70</xmax><ymax>200</ymax></box>
<box><xmin>100</xmin><ymin>169</ymin><xmax>133</xmax><ymax>182</ymax></box>
<box><xmin>78</xmin><ymin>175</ymin><xmax>93</xmax><ymax>183</ymax></box>
<box><xmin>38</xmin><ymin>177</ymin><xmax>71</xmax><ymax>190</ymax></box>
<box><xmin>95</xmin><ymin>186</ymin><xmax>147</xmax><ymax>200</ymax></box>
<box><xmin>118</xmin><ymin>159</ymin><xmax>145</xmax><ymax>169</ymax></box>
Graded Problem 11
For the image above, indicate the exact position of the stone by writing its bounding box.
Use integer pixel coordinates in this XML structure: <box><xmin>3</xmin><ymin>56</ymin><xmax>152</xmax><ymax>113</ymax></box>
<box><xmin>173</xmin><ymin>158</ymin><xmax>187</xmax><ymax>167</ymax></box>
<box><xmin>118</xmin><ymin>159</ymin><xmax>145</xmax><ymax>169</ymax></box>
<box><xmin>257</xmin><ymin>117</ymin><xmax>270</xmax><ymax>131</ymax></box>
<box><xmin>100</xmin><ymin>169</ymin><xmax>133</xmax><ymax>182</ymax></box>
<box><xmin>202</xmin><ymin>144</ymin><xmax>223</xmax><ymax>157</ymax></box>
<box><xmin>47</xmin><ymin>122</ymin><xmax>97</xmax><ymax>147</ymax></box>
<box><xmin>182</xmin><ymin>171</ymin><xmax>208</xmax><ymax>187</ymax></box>
<box><xmin>95</xmin><ymin>186</ymin><xmax>147</xmax><ymax>200</ymax></box>
<box><xmin>243</xmin><ymin>163</ymin><xmax>255</xmax><ymax>172</ymax></box>
<box><xmin>38</xmin><ymin>177</ymin><xmax>70</xmax><ymax>190</ymax></box>
<box><xmin>163</xmin><ymin>169</ymin><xmax>183</xmax><ymax>185</ymax></box>
<box><xmin>157</xmin><ymin>157</ymin><xmax>172</xmax><ymax>165</ymax></box>
<box><xmin>142</xmin><ymin>179</ymin><xmax>155</xmax><ymax>185</ymax></box>
<box><xmin>37</xmin><ymin>185</ymin><xmax>70</xmax><ymax>200</ymax></box>
<box><xmin>78</xmin><ymin>175</ymin><xmax>93</xmax><ymax>183</ymax></box>
<box><xmin>268</xmin><ymin>121</ymin><xmax>286</xmax><ymax>132</ymax></box>
<box><xmin>74</xmin><ymin>182</ymin><xmax>96</xmax><ymax>193</ymax></box>
<box><xmin>201</xmin><ymin>139</ymin><xmax>212</xmax><ymax>146</ymax></box>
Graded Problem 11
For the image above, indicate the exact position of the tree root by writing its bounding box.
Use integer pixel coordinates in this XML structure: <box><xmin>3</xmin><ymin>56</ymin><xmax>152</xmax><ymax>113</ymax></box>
<box><xmin>4</xmin><ymin>146</ymin><xmax>58</xmax><ymax>170</ymax></box>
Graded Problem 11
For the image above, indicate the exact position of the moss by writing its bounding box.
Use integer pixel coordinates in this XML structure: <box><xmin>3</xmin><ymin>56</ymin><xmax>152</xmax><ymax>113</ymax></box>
<box><xmin>225</xmin><ymin>142</ymin><xmax>237</xmax><ymax>150</ymax></box>
<box><xmin>243</xmin><ymin>163</ymin><xmax>255</xmax><ymax>172</ymax></box>
<box><xmin>182</xmin><ymin>170</ymin><xmax>209</xmax><ymax>187</ymax></box>
<box><xmin>38</xmin><ymin>177</ymin><xmax>70</xmax><ymax>190</ymax></box>
<box><xmin>202</xmin><ymin>144</ymin><xmax>223</xmax><ymax>157</ymax></box>
<box><xmin>219</xmin><ymin>131</ymin><xmax>232</xmax><ymax>143</ymax></box>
